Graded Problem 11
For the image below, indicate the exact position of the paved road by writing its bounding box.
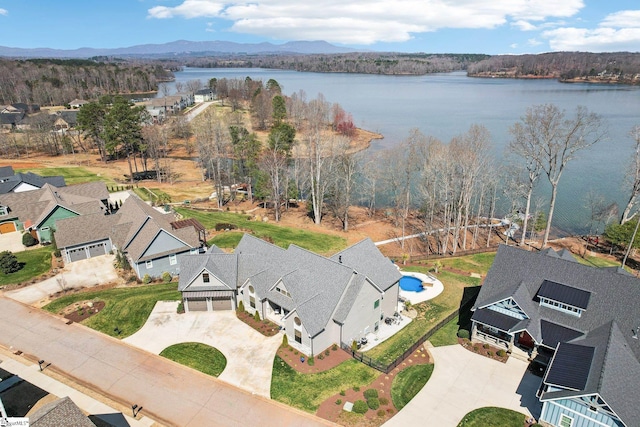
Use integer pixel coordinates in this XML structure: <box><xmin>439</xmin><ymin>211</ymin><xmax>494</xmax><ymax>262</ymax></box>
<box><xmin>0</xmin><ymin>297</ymin><xmax>333</xmax><ymax>427</ymax></box>
<box><xmin>123</xmin><ymin>301</ymin><xmax>281</xmax><ymax>398</ymax></box>
<box><xmin>185</xmin><ymin>101</ymin><xmax>214</xmax><ymax>122</ymax></box>
<box><xmin>384</xmin><ymin>344</ymin><xmax>542</xmax><ymax>427</ymax></box>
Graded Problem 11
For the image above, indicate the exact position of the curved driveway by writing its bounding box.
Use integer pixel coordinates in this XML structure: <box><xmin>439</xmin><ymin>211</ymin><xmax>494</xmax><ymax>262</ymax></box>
<box><xmin>384</xmin><ymin>344</ymin><xmax>542</xmax><ymax>427</ymax></box>
<box><xmin>123</xmin><ymin>301</ymin><xmax>282</xmax><ymax>398</ymax></box>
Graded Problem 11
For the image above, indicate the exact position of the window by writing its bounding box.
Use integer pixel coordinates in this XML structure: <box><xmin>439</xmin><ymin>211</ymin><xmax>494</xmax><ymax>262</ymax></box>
<box><xmin>294</xmin><ymin>329</ymin><xmax>302</xmax><ymax>344</ymax></box>
<box><xmin>169</xmin><ymin>254</ymin><xmax>177</xmax><ymax>265</ymax></box>
<box><xmin>190</xmin><ymin>248</ymin><xmax>199</xmax><ymax>254</ymax></box>
<box><xmin>0</xmin><ymin>206</ymin><xmax>7</xmax><ymax>216</ymax></box>
<box><xmin>294</xmin><ymin>317</ymin><xmax>301</xmax><ymax>327</ymax></box>
<box><xmin>374</xmin><ymin>321</ymin><xmax>379</xmax><ymax>332</ymax></box>
<box><xmin>249</xmin><ymin>296</ymin><xmax>256</xmax><ymax>309</ymax></box>
<box><xmin>145</xmin><ymin>260</ymin><xmax>153</xmax><ymax>269</ymax></box>
<box><xmin>374</xmin><ymin>299</ymin><xmax>380</xmax><ymax>309</ymax></box>
<box><xmin>249</xmin><ymin>285</ymin><xmax>255</xmax><ymax>294</ymax></box>
<box><xmin>559</xmin><ymin>414</ymin><xmax>573</xmax><ymax>427</ymax></box>
<box><xmin>202</xmin><ymin>273</ymin><xmax>210</xmax><ymax>283</ymax></box>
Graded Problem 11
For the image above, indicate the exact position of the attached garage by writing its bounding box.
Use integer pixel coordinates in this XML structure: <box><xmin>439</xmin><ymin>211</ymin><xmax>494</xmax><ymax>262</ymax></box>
<box><xmin>187</xmin><ymin>298</ymin><xmax>208</xmax><ymax>311</ymax></box>
<box><xmin>0</xmin><ymin>222</ymin><xmax>16</xmax><ymax>234</ymax></box>
<box><xmin>64</xmin><ymin>240</ymin><xmax>110</xmax><ymax>263</ymax></box>
<box><xmin>212</xmin><ymin>297</ymin><xmax>233</xmax><ymax>310</ymax></box>
<box><xmin>67</xmin><ymin>247</ymin><xmax>88</xmax><ymax>262</ymax></box>
<box><xmin>88</xmin><ymin>243</ymin><xmax>106</xmax><ymax>257</ymax></box>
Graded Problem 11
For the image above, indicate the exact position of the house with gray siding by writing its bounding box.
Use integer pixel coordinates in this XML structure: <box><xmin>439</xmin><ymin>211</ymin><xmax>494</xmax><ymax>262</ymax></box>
<box><xmin>56</xmin><ymin>194</ymin><xmax>204</xmax><ymax>277</ymax></box>
<box><xmin>178</xmin><ymin>234</ymin><xmax>401</xmax><ymax>356</ymax></box>
<box><xmin>470</xmin><ymin>245</ymin><xmax>640</xmax><ymax>427</ymax></box>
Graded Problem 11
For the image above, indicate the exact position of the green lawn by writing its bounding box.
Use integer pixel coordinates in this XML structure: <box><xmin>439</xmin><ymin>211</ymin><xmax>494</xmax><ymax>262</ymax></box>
<box><xmin>207</xmin><ymin>231</ymin><xmax>244</xmax><ymax>249</ymax></box>
<box><xmin>271</xmin><ymin>356</ymin><xmax>378</xmax><ymax>413</ymax></box>
<box><xmin>16</xmin><ymin>167</ymin><xmax>115</xmax><ymax>186</ymax></box>
<box><xmin>364</xmin><ymin>267</ymin><xmax>481</xmax><ymax>365</ymax></box>
<box><xmin>0</xmin><ymin>246</ymin><xmax>53</xmax><ymax>287</ymax></box>
<box><xmin>160</xmin><ymin>342</ymin><xmax>227</xmax><ymax>377</ymax></box>
<box><xmin>428</xmin><ymin>315</ymin><xmax>462</xmax><ymax>347</ymax></box>
<box><xmin>390</xmin><ymin>364</ymin><xmax>434</xmax><ymax>410</ymax></box>
<box><xmin>43</xmin><ymin>283</ymin><xmax>181</xmax><ymax>338</ymax></box>
<box><xmin>175</xmin><ymin>208</ymin><xmax>346</xmax><ymax>254</ymax></box>
<box><xmin>457</xmin><ymin>407</ymin><xmax>526</xmax><ymax>427</ymax></box>
<box><xmin>578</xmin><ymin>254</ymin><xmax>623</xmax><ymax>268</ymax></box>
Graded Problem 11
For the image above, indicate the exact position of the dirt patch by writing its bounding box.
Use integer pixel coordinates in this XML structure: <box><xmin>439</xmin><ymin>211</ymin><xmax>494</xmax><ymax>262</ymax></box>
<box><xmin>316</xmin><ymin>345</ymin><xmax>433</xmax><ymax>426</ymax></box>
<box><xmin>60</xmin><ymin>300</ymin><xmax>105</xmax><ymax>323</ymax></box>
<box><xmin>278</xmin><ymin>344</ymin><xmax>352</xmax><ymax>374</ymax></box>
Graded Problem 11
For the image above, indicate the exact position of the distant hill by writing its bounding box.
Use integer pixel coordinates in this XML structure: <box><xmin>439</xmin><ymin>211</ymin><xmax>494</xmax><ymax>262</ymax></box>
<box><xmin>0</xmin><ymin>40</ymin><xmax>359</xmax><ymax>59</ymax></box>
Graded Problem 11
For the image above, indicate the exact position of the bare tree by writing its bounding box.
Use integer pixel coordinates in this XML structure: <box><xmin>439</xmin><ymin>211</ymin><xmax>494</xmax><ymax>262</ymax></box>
<box><xmin>194</xmin><ymin>109</ymin><xmax>231</xmax><ymax>208</ymax></box>
<box><xmin>621</xmin><ymin>125</ymin><xmax>640</xmax><ymax>224</ymax></box>
<box><xmin>326</xmin><ymin>139</ymin><xmax>358</xmax><ymax>231</ymax></box>
<box><xmin>260</xmin><ymin>134</ymin><xmax>290</xmax><ymax>222</ymax></box>
<box><xmin>512</xmin><ymin>104</ymin><xmax>606</xmax><ymax>247</ymax></box>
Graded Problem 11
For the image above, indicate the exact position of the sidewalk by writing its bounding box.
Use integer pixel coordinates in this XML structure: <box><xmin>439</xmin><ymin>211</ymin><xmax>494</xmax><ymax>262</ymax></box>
<box><xmin>0</xmin><ymin>353</ymin><xmax>154</xmax><ymax>426</ymax></box>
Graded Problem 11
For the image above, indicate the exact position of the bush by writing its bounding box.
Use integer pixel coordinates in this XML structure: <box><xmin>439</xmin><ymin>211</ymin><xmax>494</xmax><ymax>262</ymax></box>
<box><xmin>22</xmin><ymin>232</ymin><xmax>37</xmax><ymax>247</ymax></box>
<box><xmin>335</xmin><ymin>399</ymin><xmax>342</xmax><ymax>405</ymax></box>
<box><xmin>282</xmin><ymin>334</ymin><xmax>288</xmax><ymax>346</ymax></box>
<box><xmin>351</xmin><ymin>340</ymin><xmax>358</xmax><ymax>352</ymax></box>
<box><xmin>318</xmin><ymin>354</ymin><xmax>324</xmax><ymax>360</ymax></box>
<box><xmin>214</xmin><ymin>223</ymin><xmax>237</xmax><ymax>231</ymax></box>
<box><xmin>483</xmin><ymin>343</ymin><xmax>490</xmax><ymax>349</ymax></box>
<box><xmin>497</xmin><ymin>349</ymin><xmax>506</xmax><ymax>357</ymax></box>
<box><xmin>0</xmin><ymin>251</ymin><xmax>21</xmax><ymax>274</ymax></box>
<box><xmin>307</xmin><ymin>356</ymin><xmax>315</xmax><ymax>366</ymax></box>
<box><xmin>339</xmin><ymin>390</ymin><xmax>346</xmax><ymax>396</ymax></box>
<box><xmin>352</xmin><ymin>400</ymin><xmax>368</xmax><ymax>414</ymax></box>
<box><xmin>237</xmin><ymin>300</ymin><xmax>245</xmax><ymax>312</ymax></box>
<box><xmin>161</xmin><ymin>272</ymin><xmax>172</xmax><ymax>283</ymax></box>
<box><xmin>379</xmin><ymin>397</ymin><xmax>389</xmax><ymax>405</ymax></box>
<box><xmin>353</xmin><ymin>386</ymin><xmax>360</xmax><ymax>392</ymax></box>
<box><xmin>142</xmin><ymin>274</ymin><xmax>152</xmax><ymax>284</ymax></box>
<box><xmin>253</xmin><ymin>311</ymin><xmax>260</xmax><ymax>321</ymax></box>
<box><xmin>363</xmin><ymin>389</ymin><xmax>379</xmax><ymax>399</ymax></box>
<box><xmin>367</xmin><ymin>398</ymin><xmax>380</xmax><ymax>410</ymax></box>
<box><xmin>53</xmin><ymin>249</ymin><xmax>61</xmax><ymax>258</ymax></box>
<box><xmin>457</xmin><ymin>329</ymin><xmax>470</xmax><ymax>339</ymax></box>
<box><xmin>332</xmin><ymin>343</ymin><xmax>338</xmax><ymax>351</ymax></box>
<box><xmin>377</xmin><ymin>409</ymin><xmax>386</xmax><ymax>417</ymax></box>
<box><xmin>487</xmin><ymin>351</ymin><xmax>493</xmax><ymax>357</ymax></box>
<box><xmin>127</xmin><ymin>274</ymin><xmax>138</xmax><ymax>283</ymax></box>
<box><xmin>324</xmin><ymin>349</ymin><xmax>330</xmax><ymax>356</ymax></box>
<box><xmin>473</xmin><ymin>345</ymin><xmax>479</xmax><ymax>352</ymax></box>
<box><xmin>177</xmin><ymin>301</ymin><xmax>184</xmax><ymax>314</ymax></box>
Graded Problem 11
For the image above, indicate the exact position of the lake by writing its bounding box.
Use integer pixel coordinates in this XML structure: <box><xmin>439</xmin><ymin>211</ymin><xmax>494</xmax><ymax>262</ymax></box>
<box><xmin>166</xmin><ymin>67</ymin><xmax>640</xmax><ymax>235</ymax></box>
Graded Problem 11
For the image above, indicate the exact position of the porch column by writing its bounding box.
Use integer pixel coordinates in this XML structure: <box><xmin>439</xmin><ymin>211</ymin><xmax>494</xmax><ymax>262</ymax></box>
<box><xmin>530</xmin><ymin>345</ymin><xmax>538</xmax><ymax>359</ymax></box>
<box><xmin>184</xmin><ymin>299</ymin><xmax>190</xmax><ymax>313</ymax></box>
<box><xmin>508</xmin><ymin>334</ymin><xmax>515</xmax><ymax>352</ymax></box>
<box><xmin>471</xmin><ymin>321</ymin><xmax>478</xmax><ymax>341</ymax></box>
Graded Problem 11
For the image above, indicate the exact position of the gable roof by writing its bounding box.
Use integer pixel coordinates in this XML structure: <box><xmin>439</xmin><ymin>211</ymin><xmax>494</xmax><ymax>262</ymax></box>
<box><xmin>0</xmin><ymin>165</ymin><xmax>13</xmax><ymax>177</ymax></box>
<box><xmin>30</xmin><ymin>396</ymin><xmax>96</xmax><ymax>427</ymax></box>
<box><xmin>0</xmin><ymin>171</ymin><xmax>66</xmax><ymax>194</ymax></box>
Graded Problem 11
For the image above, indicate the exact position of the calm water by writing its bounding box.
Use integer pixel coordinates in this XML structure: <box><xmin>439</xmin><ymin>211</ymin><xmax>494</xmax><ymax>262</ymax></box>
<box><xmin>166</xmin><ymin>68</ymin><xmax>640</xmax><ymax>235</ymax></box>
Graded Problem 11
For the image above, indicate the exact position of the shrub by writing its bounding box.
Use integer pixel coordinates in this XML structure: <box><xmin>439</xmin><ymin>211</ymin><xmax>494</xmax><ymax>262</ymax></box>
<box><xmin>339</xmin><ymin>390</ymin><xmax>346</xmax><ymax>396</ymax></box>
<box><xmin>377</xmin><ymin>409</ymin><xmax>386</xmax><ymax>417</ymax></box>
<box><xmin>127</xmin><ymin>274</ymin><xmax>138</xmax><ymax>283</ymax></box>
<box><xmin>379</xmin><ymin>397</ymin><xmax>389</xmax><ymax>405</ymax></box>
<box><xmin>214</xmin><ymin>223</ymin><xmax>237</xmax><ymax>231</ymax></box>
<box><xmin>332</xmin><ymin>343</ymin><xmax>338</xmax><ymax>351</ymax></box>
<box><xmin>353</xmin><ymin>386</ymin><xmax>360</xmax><ymax>392</ymax></box>
<box><xmin>307</xmin><ymin>356</ymin><xmax>315</xmax><ymax>366</ymax></box>
<box><xmin>162</xmin><ymin>272</ymin><xmax>172</xmax><ymax>283</ymax></box>
<box><xmin>335</xmin><ymin>399</ymin><xmax>342</xmax><ymax>405</ymax></box>
<box><xmin>282</xmin><ymin>334</ymin><xmax>288</xmax><ymax>347</ymax></box>
<box><xmin>497</xmin><ymin>349</ymin><xmax>506</xmax><ymax>357</ymax></box>
<box><xmin>352</xmin><ymin>400</ymin><xmax>368</xmax><ymax>414</ymax></box>
<box><xmin>487</xmin><ymin>351</ymin><xmax>493</xmax><ymax>357</ymax></box>
<box><xmin>53</xmin><ymin>249</ymin><xmax>61</xmax><ymax>258</ymax></box>
<box><xmin>177</xmin><ymin>301</ymin><xmax>184</xmax><ymax>314</ymax></box>
<box><xmin>294</xmin><ymin>350</ymin><xmax>299</xmax><ymax>355</ymax></box>
<box><xmin>22</xmin><ymin>232</ymin><xmax>37</xmax><ymax>247</ymax></box>
<box><xmin>253</xmin><ymin>311</ymin><xmax>260</xmax><ymax>321</ymax></box>
<box><xmin>483</xmin><ymin>343</ymin><xmax>490</xmax><ymax>349</ymax></box>
<box><xmin>456</xmin><ymin>329</ymin><xmax>470</xmax><ymax>339</ymax></box>
<box><xmin>473</xmin><ymin>345</ymin><xmax>479</xmax><ymax>352</ymax></box>
<box><xmin>324</xmin><ymin>349</ymin><xmax>330</xmax><ymax>356</ymax></box>
<box><xmin>142</xmin><ymin>274</ymin><xmax>152</xmax><ymax>284</ymax></box>
<box><xmin>0</xmin><ymin>251</ymin><xmax>21</xmax><ymax>274</ymax></box>
<box><xmin>238</xmin><ymin>300</ymin><xmax>245</xmax><ymax>312</ymax></box>
<box><xmin>367</xmin><ymin>398</ymin><xmax>380</xmax><ymax>410</ymax></box>
<box><xmin>318</xmin><ymin>354</ymin><xmax>324</xmax><ymax>360</ymax></box>
<box><xmin>363</xmin><ymin>389</ymin><xmax>379</xmax><ymax>399</ymax></box>
<box><xmin>351</xmin><ymin>340</ymin><xmax>358</xmax><ymax>352</ymax></box>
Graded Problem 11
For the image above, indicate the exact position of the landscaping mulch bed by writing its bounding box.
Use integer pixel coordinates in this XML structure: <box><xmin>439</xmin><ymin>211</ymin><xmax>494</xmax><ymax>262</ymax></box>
<box><xmin>277</xmin><ymin>344</ymin><xmax>352</xmax><ymax>374</ymax></box>
<box><xmin>236</xmin><ymin>310</ymin><xmax>280</xmax><ymax>337</ymax></box>
<box><xmin>459</xmin><ymin>338</ymin><xmax>509</xmax><ymax>363</ymax></box>
<box><xmin>316</xmin><ymin>345</ymin><xmax>433</xmax><ymax>426</ymax></box>
<box><xmin>61</xmin><ymin>300</ymin><xmax>106</xmax><ymax>323</ymax></box>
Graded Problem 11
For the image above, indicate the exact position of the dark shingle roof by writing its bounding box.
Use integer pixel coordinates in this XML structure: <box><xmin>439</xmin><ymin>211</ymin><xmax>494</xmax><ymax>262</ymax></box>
<box><xmin>544</xmin><ymin>343</ymin><xmax>595</xmax><ymax>391</ymax></box>
<box><xmin>540</xmin><ymin>320</ymin><xmax>584</xmax><ymax>349</ymax></box>
<box><xmin>0</xmin><ymin>165</ymin><xmax>14</xmax><ymax>177</ymax></box>
<box><xmin>537</xmin><ymin>279</ymin><xmax>591</xmax><ymax>309</ymax></box>
<box><xmin>471</xmin><ymin>308</ymin><xmax>521</xmax><ymax>332</ymax></box>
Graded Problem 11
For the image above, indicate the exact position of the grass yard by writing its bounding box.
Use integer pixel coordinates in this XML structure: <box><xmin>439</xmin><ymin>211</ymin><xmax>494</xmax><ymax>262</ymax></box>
<box><xmin>271</xmin><ymin>356</ymin><xmax>378</xmax><ymax>413</ymax></box>
<box><xmin>43</xmin><ymin>283</ymin><xmax>180</xmax><ymax>338</ymax></box>
<box><xmin>428</xmin><ymin>315</ymin><xmax>462</xmax><ymax>347</ymax></box>
<box><xmin>16</xmin><ymin>166</ymin><xmax>115</xmax><ymax>186</ymax></box>
<box><xmin>390</xmin><ymin>364</ymin><xmax>434</xmax><ymax>410</ymax></box>
<box><xmin>207</xmin><ymin>231</ymin><xmax>244</xmax><ymax>249</ymax></box>
<box><xmin>578</xmin><ymin>254</ymin><xmax>623</xmax><ymax>268</ymax></box>
<box><xmin>176</xmin><ymin>208</ymin><xmax>346</xmax><ymax>254</ymax></box>
<box><xmin>364</xmin><ymin>267</ymin><xmax>481</xmax><ymax>365</ymax></box>
<box><xmin>0</xmin><ymin>246</ymin><xmax>53</xmax><ymax>287</ymax></box>
<box><xmin>160</xmin><ymin>342</ymin><xmax>227</xmax><ymax>377</ymax></box>
<box><xmin>457</xmin><ymin>407</ymin><xmax>526</xmax><ymax>427</ymax></box>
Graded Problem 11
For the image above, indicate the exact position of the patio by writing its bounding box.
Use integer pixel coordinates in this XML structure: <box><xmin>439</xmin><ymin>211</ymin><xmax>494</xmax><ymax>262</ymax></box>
<box><xmin>358</xmin><ymin>308</ymin><xmax>412</xmax><ymax>352</ymax></box>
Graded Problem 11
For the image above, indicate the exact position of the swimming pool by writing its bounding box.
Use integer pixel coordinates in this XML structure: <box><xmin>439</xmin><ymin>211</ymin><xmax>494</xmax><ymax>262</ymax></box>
<box><xmin>399</xmin><ymin>275</ymin><xmax>424</xmax><ymax>292</ymax></box>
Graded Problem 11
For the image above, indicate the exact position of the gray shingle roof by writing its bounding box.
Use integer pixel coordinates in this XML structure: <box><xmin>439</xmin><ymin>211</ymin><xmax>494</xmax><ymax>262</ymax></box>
<box><xmin>0</xmin><ymin>171</ymin><xmax>66</xmax><ymax>194</ymax></box>
<box><xmin>55</xmin><ymin>213</ymin><xmax>119</xmax><ymax>248</ymax></box>
<box><xmin>178</xmin><ymin>254</ymin><xmax>238</xmax><ymax>291</ymax></box>
<box><xmin>0</xmin><ymin>166</ymin><xmax>14</xmax><ymax>178</ymax></box>
<box><xmin>331</xmin><ymin>238</ymin><xmax>401</xmax><ymax>291</ymax></box>
<box><xmin>30</xmin><ymin>396</ymin><xmax>96</xmax><ymax>427</ymax></box>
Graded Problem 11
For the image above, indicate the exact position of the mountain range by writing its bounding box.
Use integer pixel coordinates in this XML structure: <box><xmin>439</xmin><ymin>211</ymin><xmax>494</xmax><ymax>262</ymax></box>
<box><xmin>0</xmin><ymin>40</ymin><xmax>359</xmax><ymax>58</ymax></box>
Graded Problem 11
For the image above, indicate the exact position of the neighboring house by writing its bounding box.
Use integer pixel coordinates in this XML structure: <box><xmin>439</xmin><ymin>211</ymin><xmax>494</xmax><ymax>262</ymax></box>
<box><xmin>470</xmin><ymin>245</ymin><xmax>640</xmax><ymax>427</ymax></box>
<box><xmin>56</xmin><ymin>194</ymin><xmax>205</xmax><ymax>277</ymax></box>
<box><xmin>178</xmin><ymin>234</ymin><xmax>401</xmax><ymax>356</ymax></box>
<box><xmin>0</xmin><ymin>182</ymin><xmax>107</xmax><ymax>240</ymax></box>
<box><xmin>53</xmin><ymin>110</ymin><xmax>79</xmax><ymax>131</ymax></box>
<box><xmin>0</xmin><ymin>166</ymin><xmax>66</xmax><ymax>194</ymax></box>
<box><xmin>0</xmin><ymin>111</ymin><xmax>25</xmax><ymax>130</ymax></box>
<box><xmin>69</xmin><ymin>99</ymin><xmax>89</xmax><ymax>109</ymax></box>
<box><xmin>30</xmin><ymin>396</ymin><xmax>97</xmax><ymax>427</ymax></box>
<box><xmin>144</xmin><ymin>93</ymin><xmax>195</xmax><ymax>118</ymax></box>
<box><xmin>194</xmin><ymin>88</ymin><xmax>216</xmax><ymax>102</ymax></box>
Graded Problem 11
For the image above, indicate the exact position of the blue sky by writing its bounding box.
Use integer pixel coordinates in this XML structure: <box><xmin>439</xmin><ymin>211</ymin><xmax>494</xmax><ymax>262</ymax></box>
<box><xmin>0</xmin><ymin>1</ymin><xmax>638</xmax><ymax>53</ymax></box>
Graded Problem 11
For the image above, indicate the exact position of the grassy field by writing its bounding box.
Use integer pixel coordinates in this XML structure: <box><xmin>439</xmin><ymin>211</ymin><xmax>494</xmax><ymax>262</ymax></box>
<box><xmin>0</xmin><ymin>246</ymin><xmax>53</xmax><ymax>287</ymax></box>
<box><xmin>16</xmin><ymin>166</ymin><xmax>115</xmax><ymax>186</ymax></box>
<box><xmin>175</xmin><ymin>208</ymin><xmax>346</xmax><ymax>254</ymax></box>
<box><xmin>578</xmin><ymin>254</ymin><xmax>623</xmax><ymax>268</ymax></box>
<box><xmin>207</xmin><ymin>231</ymin><xmax>244</xmax><ymax>249</ymax></box>
<box><xmin>428</xmin><ymin>315</ymin><xmax>462</xmax><ymax>347</ymax></box>
<box><xmin>457</xmin><ymin>407</ymin><xmax>526</xmax><ymax>427</ymax></box>
<box><xmin>160</xmin><ymin>342</ymin><xmax>227</xmax><ymax>377</ymax></box>
<box><xmin>271</xmin><ymin>356</ymin><xmax>378</xmax><ymax>413</ymax></box>
<box><xmin>390</xmin><ymin>364</ymin><xmax>434</xmax><ymax>410</ymax></box>
<box><xmin>364</xmin><ymin>267</ymin><xmax>482</xmax><ymax>365</ymax></box>
<box><xmin>43</xmin><ymin>283</ymin><xmax>181</xmax><ymax>338</ymax></box>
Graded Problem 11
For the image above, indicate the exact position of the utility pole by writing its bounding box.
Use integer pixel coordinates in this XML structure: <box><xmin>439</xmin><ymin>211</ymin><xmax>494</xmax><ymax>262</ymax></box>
<box><xmin>622</xmin><ymin>216</ymin><xmax>640</xmax><ymax>268</ymax></box>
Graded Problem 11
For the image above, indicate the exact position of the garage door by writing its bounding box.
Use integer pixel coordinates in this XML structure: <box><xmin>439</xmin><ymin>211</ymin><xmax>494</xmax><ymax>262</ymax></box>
<box><xmin>187</xmin><ymin>298</ymin><xmax>208</xmax><ymax>311</ymax></box>
<box><xmin>0</xmin><ymin>222</ymin><xmax>16</xmax><ymax>234</ymax></box>
<box><xmin>212</xmin><ymin>298</ymin><xmax>232</xmax><ymax>310</ymax></box>
<box><xmin>88</xmin><ymin>243</ymin><xmax>106</xmax><ymax>258</ymax></box>
<box><xmin>68</xmin><ymin>247</ymin><xmax>88</xmax><ymax>262</ymax></box>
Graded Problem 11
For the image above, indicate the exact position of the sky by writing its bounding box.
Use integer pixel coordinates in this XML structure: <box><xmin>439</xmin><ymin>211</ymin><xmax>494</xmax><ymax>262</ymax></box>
<box><xmin>0</xmin><ymin>0</ymin><xmax>639</xmax><ymax>54</ymax></box>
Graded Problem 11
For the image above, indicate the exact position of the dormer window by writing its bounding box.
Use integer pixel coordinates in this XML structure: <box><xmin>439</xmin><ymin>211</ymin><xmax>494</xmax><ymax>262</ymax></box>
<box><xmin>0</xmin><ymin>206</ymin><xmax>7</xmax><ymax>216</ymax></box>
<box><xmin>536</xmin><ymin>280</ymin><xmax>590</xmax><ymax>317</ymax></box>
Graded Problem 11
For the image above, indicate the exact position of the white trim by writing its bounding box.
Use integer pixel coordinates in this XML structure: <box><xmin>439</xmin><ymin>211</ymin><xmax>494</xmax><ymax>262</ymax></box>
<box><xmin>145</xmin><ymin>259</ymin><xmax>153</xmax><ymax>269</ymax></box>
<box><xmin>169</xmin><ymin>254</ymin><xmax>177</xmax><ymax>265</ymax></box>
<box><xmin>541</xmin><ymin>393</ymin><xmax>625</xmax><ymax>426</ymax></box>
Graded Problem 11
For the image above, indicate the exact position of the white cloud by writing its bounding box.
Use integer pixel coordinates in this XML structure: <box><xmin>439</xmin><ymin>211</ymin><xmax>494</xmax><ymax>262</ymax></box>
<box><xmin>543</xmin><ymin>10</ymin><xmax>640</xmax><ymax>52</ymax></box>
<box><xmin>510</xmin><ymin>43</ymin><xmax>518</xmax><ymax>48</ymax></box>
<box><xmin>0</xmin><ymin>8</ymin><xmax>7</xmax><ymax>16</ymax></box>
<box><xmin>147</xmin><ymin>0</ymin><xmax>584</xmax><ymax>44</ymax></box>
<box><xmin>527</xmin><ymin>38</ymin><xmax>542</xmax><ymax>46</ymax></box>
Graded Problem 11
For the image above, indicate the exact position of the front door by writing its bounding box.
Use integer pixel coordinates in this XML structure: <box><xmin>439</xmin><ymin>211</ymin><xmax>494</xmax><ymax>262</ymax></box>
<box><xmin>517</xmin><ymin>331</ymin><xmax>534</xmax><ymax>349</ymax></box>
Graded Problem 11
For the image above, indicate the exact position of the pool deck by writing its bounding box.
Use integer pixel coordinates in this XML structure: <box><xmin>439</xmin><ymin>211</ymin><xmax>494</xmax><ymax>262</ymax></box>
<box><xmin>399</xmin><ymin>271</ymin><xmax>444</xmax><ymax>305</ymax></box>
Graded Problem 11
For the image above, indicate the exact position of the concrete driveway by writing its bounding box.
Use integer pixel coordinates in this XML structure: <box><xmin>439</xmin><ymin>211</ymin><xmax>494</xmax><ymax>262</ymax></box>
<box><xmin>4</xmin><ymin>254</ymin><xmax>121</xmax><ymax>307</ymax></box>
<box><xmin>0</xmin><ymin>231</ymin><xmax>25</xmax><ymax>253</ymax></box>
<box><xmin>384</xmin><ymin>344</ymin><xmax>542</xmax><ymax>427</ymax></box>
<box><xmin>123</xmin><ymin>301</ymin><xmax>282</xmax><ymax>398</ymax></box>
